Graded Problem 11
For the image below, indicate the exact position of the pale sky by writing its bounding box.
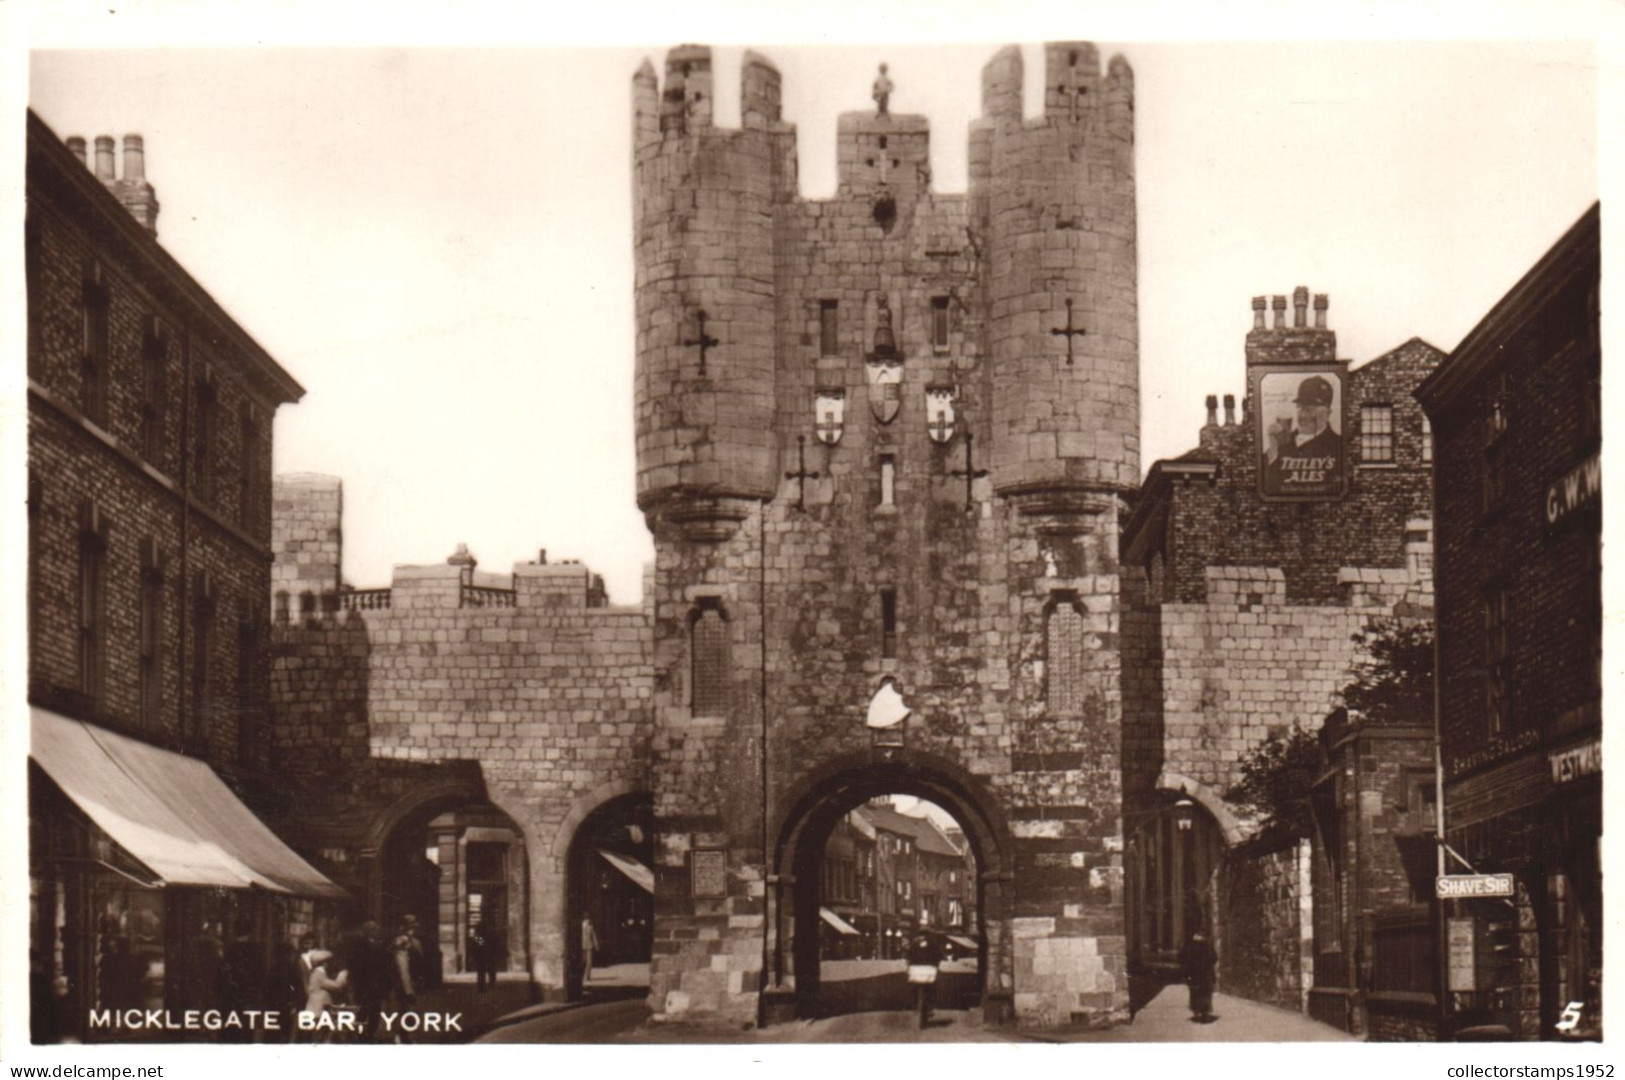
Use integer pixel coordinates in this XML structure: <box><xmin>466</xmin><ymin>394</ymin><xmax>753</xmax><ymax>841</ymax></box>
<box><xmin>16</xmin><ymin>8</ymin><xmax>1609</xmax><ymax>605</ymax></box>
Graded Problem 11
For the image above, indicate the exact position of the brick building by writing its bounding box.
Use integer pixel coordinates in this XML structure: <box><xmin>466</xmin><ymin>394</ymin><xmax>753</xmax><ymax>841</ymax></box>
<box><xmin>1309</xmin><ymin>703</ymin><xmax>1438</xmax><ymax>1039</ymax></box>
<box><xmin>24</xmin><ymin>112</ymin><xmax>341</xmax><ymax>1043</ymax></box>
<box><xmin>1416</xmin><ymin>203</ymin><xmax>1601</xmax><ymax>1041</ymax></box>
<box><xmin>1120</xmin><ymin>288</ymin><xmax>1441</xmax><ymax>1021</ymax></box>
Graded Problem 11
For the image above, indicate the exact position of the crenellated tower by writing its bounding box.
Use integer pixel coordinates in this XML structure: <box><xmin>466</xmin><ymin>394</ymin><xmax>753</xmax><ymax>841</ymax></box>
<box><xmin>631</xmin><ymin>42</ymin><xmax>1139</xmax><ymax>1032</ymax></box>
<box><xmin>976</xmin><ymin>42</ymin><xmax>1138</xmax><ymax>514</ymax></box>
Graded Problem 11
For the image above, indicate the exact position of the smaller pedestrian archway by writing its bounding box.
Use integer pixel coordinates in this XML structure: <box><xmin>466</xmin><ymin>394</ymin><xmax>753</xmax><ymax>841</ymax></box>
<box><xmin>367</xmin><ymin>778</ymin><xmax>532</xmax><ymax>991</ymax></box>
<box><xmin>766</xmin><ymin>752</ymin><xmax>1013</xmax><ymax>1024</ymax></box>
<box><xmin>564</xmin><ymin>793</ymin><xmax>654</xmax><ymax>1001</ymax></box>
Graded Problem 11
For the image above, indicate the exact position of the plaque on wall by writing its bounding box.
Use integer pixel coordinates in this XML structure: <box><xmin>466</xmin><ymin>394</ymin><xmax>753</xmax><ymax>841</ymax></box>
<box><xmin>1251</xmin><ymin>364</ymin><xmax>1350</xmax><ymax>501</ymax></box>
<box><xmin>690</xmin><ymin>848</ymin><xmax>727</xmax><ymax>899</ymax></box>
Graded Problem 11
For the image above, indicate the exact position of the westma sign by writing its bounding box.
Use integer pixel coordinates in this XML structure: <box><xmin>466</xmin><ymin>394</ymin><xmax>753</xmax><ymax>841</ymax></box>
<box><xmin>1436</xmin><ymin>873</ymin><xmax>1516</xmax><ymax>899</ymax></box>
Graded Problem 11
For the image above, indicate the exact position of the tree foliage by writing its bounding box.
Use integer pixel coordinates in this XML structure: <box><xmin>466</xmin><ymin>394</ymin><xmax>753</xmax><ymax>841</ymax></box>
<box><xmin>1224</xmin><ymin>724</ymin><xmax>1321</xmax><ymax>839</ymax></box>
<box><xmin>1224</xmin><ymin>618</ymin><xmax>1435</xmax><ymax>839</ymax></box>
<box><xmin>1340</xmin><ymin>618</ymin><xmax>1435</xmax><ymax>725</ymax></box>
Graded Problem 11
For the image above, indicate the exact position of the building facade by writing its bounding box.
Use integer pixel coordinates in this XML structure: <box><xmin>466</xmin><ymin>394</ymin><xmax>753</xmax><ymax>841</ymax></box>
<box><xmin>1416</xmin><ymin>203</ymin><xmax>1601</xmax><ymax>1041</ymax></box>
<box><xmin>1120</xmin><ymin>289</ymin><xmax>1441</xmax><ymax>1018</ymax></box>
<box><xmin>25</xmin><ymin>112</ymin><xmax>338</xmax><ymax>1043</ymax></box>
<box><xmin>634</xmin><ymin>42</ymin><xmax>1138</xmax><ymax>1028</ymax></box>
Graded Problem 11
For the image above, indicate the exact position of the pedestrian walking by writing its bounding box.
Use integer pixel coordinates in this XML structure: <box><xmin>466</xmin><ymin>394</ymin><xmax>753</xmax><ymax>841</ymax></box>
<box><xmin>216</xmin><ymin>918</ymin><xmax>265</xmax><ymax>1042</ymax></box>
<box><xmin>1180</xmin><ymin>929</ymin><xmax>1218</xmax><ymax>1023</ymax></box>
<box><xmin>301</xmin><ymin>950</ymin><xmax>350</xmax><ymax>1044</ymax></box>
<box><xmin>581</xmin><ymin>916</ymin><xmax>600</xmax><ymax>984</ymax></box>
<box><xmin>473</xmin><ymin>917</ymin><xmax>500</xmax><ymax>993</ymax></box>
<box><xmin>905</xmin><ymin>930</ymin><xmax>942</xmax><ymax>1029</ymax></box>
<box><xmin>343</xmin><ymin>919</ymin><xmax>393</xmax><ymax>1042</ymax></box>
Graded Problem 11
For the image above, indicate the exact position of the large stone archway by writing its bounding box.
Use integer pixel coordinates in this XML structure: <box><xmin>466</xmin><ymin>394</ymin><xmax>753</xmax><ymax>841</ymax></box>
<box><xmin>762</xmin><ymin>748</ymin><xmax>1016</xmax><ymax>1025</ymax></box>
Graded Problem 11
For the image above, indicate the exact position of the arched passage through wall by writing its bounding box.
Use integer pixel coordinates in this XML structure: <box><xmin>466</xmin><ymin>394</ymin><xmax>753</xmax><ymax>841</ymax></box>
<box><xmin>365</xmin><ymin>778</ymin><xmax>533</xmax><ymax>992</ymax></box>
<box><xmin>767</xmin><ymin>751</ymin><xmax>1014</xmax><ymax>1022</ymax></box>
<box><xmin>563</xmin><ymin>792</ymin><xmax>654</xmax><ymax>1001</ymax></box>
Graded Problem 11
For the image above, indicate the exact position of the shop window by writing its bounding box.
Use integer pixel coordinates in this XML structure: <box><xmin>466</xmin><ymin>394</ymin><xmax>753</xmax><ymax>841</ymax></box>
<box><xmin>1361</xmin><ymin>403</ymin><xmax>1394</xmax><ymax>464</ymax></box>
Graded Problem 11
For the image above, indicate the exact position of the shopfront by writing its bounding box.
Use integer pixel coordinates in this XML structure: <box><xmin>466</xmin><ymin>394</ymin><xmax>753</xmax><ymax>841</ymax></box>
<box><xmin>29</xmin><ymin>709</ymin><xmax>346</xmax><ymax>1043</ymax></box>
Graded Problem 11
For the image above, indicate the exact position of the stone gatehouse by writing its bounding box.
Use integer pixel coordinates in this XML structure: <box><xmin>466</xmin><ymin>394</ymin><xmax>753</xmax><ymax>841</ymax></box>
<box><xmin>270</xmin><ymin>40</ymin><xmax>1142</xmax><ymax>1029</ymax></box>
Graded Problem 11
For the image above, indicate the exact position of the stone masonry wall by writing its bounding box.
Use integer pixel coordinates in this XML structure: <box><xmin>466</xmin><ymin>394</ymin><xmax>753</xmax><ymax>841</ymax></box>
<box><xmin>1155</xmin><ymin>565</ymin><xmax>1427</xmax><ymax>803</ymax></box>
<box><xmin>1221</xmin><ymin>837</ymin><xmax>1312</xmax><ymax>1009</ymax></box>
<box><xmin>268</xmin><ymin>475</ymin><xmax>654</xmax><ymax>992</ymax></box>
<box><xmin>633</xmin><ymin>43</ymin><xmax>1135</xmax><ymax>1028</ymax></box>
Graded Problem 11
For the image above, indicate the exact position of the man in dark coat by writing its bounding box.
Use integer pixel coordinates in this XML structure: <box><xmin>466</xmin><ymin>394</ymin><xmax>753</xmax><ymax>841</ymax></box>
<box><xmin>905</xmin><ymin>931</ymin><xmax>943</xmax><ymax>1029</ymax></box>
<box><xmin>216</xmin><ymin>918</ymin><xmax>265</xmax><ymax>1042</ymax></box>
<box><xmin>1180</xmin><ymin>930</ymin><xmax>1218</xmax><ymax>1022</ymax></box>
<box><xmin>343</xmin><ymin>920</ymin><xmax>394</xmax><ymax>1042</ymax></box>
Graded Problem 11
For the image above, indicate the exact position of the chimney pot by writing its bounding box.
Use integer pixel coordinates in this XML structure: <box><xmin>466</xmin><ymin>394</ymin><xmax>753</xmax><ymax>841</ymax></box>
<box><xmin>66</xmin><ymin>136</ymin><xmax>87</xmax><ymax>166</ymax></box>
<box><xmin>1314</xmin><ymin>293</ymin><xmax>1329</xmax><ymax>329</ymax></box>
<box><xmin>122</xmin><ymin>134</ymin><xmax>145</xmax><ymax>181</ymax></box>
<box><xmin>1251</xmin><ymin>296</ymin><xmax>1266</xmax><ymax>330</ymax></box>
<box><xmin>93</xmin><ymin>136</ymin><xmax>116</xmax><ymax>181</ymax></box>
<box><xmin>1223</xmin><ymin>394</ymin><xmax>1236</xmax><ymax>426</ymax></box>
<box><xmin>1272</xmin><ymin>295</ymin><xmax>1287</xmax><ymax>329</ymax></box>
<box><xmin>1293</xmin><ymin>286</ymin><xmax>1309</xmax><ymax>328</ymax></box>
<box><xmin>1205</xmin><ymin>394</ymin><xmax>1219</xmax><ymax>426</ymax></box>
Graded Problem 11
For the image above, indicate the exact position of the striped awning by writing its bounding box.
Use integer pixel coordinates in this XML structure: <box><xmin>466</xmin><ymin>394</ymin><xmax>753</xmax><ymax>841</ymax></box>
<box><xmin>598</xmin><ymin>848</ymin><xmax>655</xmax><ymax>894</ymax></box>
<box><xmin>31</xmin><ymin>707</ymin><xmax>345</xmax><ymax>898</ymax></box>
<box><xmin>819</xmin><ymin>907</ymin><xmax>861</xmax><ymax>935</ymax></box>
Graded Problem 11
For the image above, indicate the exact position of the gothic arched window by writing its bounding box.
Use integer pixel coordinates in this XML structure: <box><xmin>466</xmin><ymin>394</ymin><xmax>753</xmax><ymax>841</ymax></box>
<box><xmin>1046</xmin><ymin>593</ymin><xmax>1085</xmax><ymax>715</ymax></box>
<box><xmin>690</xmin><ymin>599</ymin><xmax>730</xmax><ymax>716</ymax></box>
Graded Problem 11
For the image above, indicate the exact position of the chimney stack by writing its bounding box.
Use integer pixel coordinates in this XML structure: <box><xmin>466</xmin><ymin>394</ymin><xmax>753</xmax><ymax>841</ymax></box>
<box><xmin>1223</xmin><ymin>393</ymin><xmax>1236</xmax><ymax>426</ymax></box>
<box><xmin>1251</xmin><ymin>296</ymin><xmax>1266</xmax><ymax>330</ymax></box>
<box><xmin>93</xmin><ymin>136</ymin><xmax>115</xmax><ymax>181</ymax></box>
<box><xmin>1272</xmin><ymin>295</ymin><xmax>1287</xmax><ymax>329</ymax></box>
<box><xmin>1314</xmin><ymin>293</ymin><xmax>1329</xmax><ymax>329</ymax></box>
<box><xmin>66</xmin><ymin>136</ymin><xmax>87</xmax><ymax>166</ymax></box>
<box><xmin>1292</xmin><ymin>286</ymin><xmax>1308</xmax><ymax>328</ymax></box>
<box><xmin>1205</xmin><ymin>394</ymin><xmax>1218</xmax><ymax>427</ymax></box>
<box><xmin>122</xmin><ymin>135</ymin><xmax>145</xmax><ymax>181</ymax></box>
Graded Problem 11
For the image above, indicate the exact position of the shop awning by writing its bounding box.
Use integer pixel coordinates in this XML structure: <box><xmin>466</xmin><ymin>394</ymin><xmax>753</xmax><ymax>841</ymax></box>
<box><xmin>598</xmin><ymin>848</ymin><xmax>654</xmax><ymax>895</ymax></box>
<box><xmin>820</xmin><ymin>907</ymin><xmax>861</xmax><ymax>936</ymax></box>
<box><xmin>947</xmin><ymin>935</ymin><xmax>979</xmax><ymax>951</ymax></box>
<box><xmin>31</xmin><ymin>708</ymin><xmax>346</xmax><ymax>898</ymax></box>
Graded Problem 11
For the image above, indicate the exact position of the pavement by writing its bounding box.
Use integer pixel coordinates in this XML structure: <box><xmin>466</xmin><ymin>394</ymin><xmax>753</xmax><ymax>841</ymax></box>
<box><xmin>474</xmin><ymin>977</ymin><xmax>1357</xmax><ymax>1044</ymax></box>
<box><xmin>1018</xmin><ymin>984</ymin><xmax>1360</xmax><ymax>1043</ymax></box>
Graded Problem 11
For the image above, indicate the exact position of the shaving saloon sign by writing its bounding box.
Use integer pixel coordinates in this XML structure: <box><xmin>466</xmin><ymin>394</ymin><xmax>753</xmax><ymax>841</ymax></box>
<box><xmin>1251</xmin><ymin>363</ymin><xmax>1350</xmax><ymax>501</ymax></box>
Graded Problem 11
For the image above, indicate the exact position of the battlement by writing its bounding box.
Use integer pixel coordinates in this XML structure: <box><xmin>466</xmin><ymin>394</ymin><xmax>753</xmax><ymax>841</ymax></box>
<box><xmin>1245</xmin><ymin>285</ymin><xmax>1337</xmax><ymax>366</ymax></box>
<box><xmin>633</xmin><ymin>42</ymin><xmax>1134</xmax><ymax>199</ymax></box>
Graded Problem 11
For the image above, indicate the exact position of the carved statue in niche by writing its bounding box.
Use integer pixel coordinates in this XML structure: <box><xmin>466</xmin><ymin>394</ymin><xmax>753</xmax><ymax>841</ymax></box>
<box><xmin>872</xmin><ymin>295</ymin><xmax>898</xmax><ymax>359</ymax></box>
<box><xmin>872</xmin><ymin>63</ymin><xmax>893</xmax><ymax>117</ymax></box>
<box><xmin>866</xmin><ymin>295</ymin><xmax>902</xmax><ymax>424</ymax></box>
